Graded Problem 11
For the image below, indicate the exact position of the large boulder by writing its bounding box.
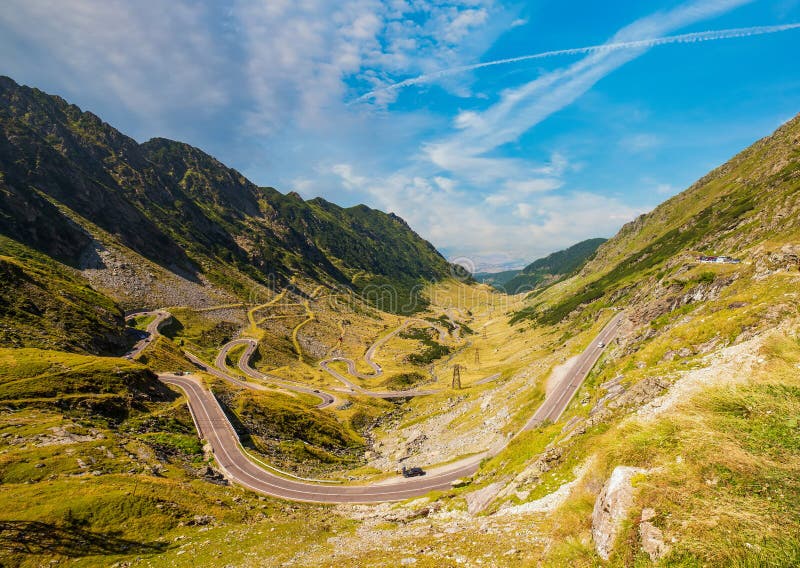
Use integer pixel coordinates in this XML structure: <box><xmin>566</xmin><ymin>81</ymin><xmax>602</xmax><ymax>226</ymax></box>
<box><xmin>592</xmin><ymin>466</ymin><xmax>646</xmax><ymax>560</ymax></box>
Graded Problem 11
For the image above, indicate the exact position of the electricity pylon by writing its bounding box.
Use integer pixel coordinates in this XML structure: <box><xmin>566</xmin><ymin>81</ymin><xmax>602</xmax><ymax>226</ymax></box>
<box><xmin>452</xmin><ymin>364</ymin><xmax>463</xmax><ymax>390</ymax></box>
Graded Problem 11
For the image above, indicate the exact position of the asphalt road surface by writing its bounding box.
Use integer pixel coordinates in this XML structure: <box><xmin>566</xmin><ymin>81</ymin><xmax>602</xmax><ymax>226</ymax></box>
<box><xmin>124</xmin><ymin>310</ymin><xmax>171</xmax><ymax>359</ymax></box>
<box><xmin>319</xmin><ymin>317</ymin><xmax>450</xmax><ymax>381</ymax></box>
<box><xmin>318</xmin><ymin>359</ymin><xmax>441</xmax><ymax>399</ymax></box>
<box><xmin>162</xmin><ymin>312</ymin><xmax>625</xmax><ymax>503</ymax></box>
<box><xmin>317</xmin><ymin>317</ymin><xmax>468</xmax><ymax>398</ymax></box>
<box><xmin>216</xmin><ymin>338</ymin><xmax>336</xmax><ymax>408</ymax></box>
<box><xmin>522</xmin><ymin>312</ymin><xmax>625</xmax><ymax>431</ymax></box>
<box><xmin>161</xmin><ymin>373</ymin><xmax>483</xmax><ymax>503</ymax></box>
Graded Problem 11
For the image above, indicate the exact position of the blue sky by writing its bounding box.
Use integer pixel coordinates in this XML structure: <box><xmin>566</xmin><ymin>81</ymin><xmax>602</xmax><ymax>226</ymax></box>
<box><xmin>1</xmin><ymin>1</ymin><xmax>799</xmax><ymax>271</ymax></box>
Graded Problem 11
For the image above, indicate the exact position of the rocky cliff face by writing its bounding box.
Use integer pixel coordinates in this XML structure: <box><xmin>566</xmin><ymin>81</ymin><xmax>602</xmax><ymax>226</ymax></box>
<box><xmin>0</xmin><ymin>76</ymin><xmax>453</xmax><ymax>310</ymax></box>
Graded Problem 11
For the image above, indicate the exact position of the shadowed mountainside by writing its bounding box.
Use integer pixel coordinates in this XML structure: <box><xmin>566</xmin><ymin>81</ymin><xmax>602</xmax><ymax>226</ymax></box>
<box><xmin>0</xmin><ymin>76</ymin><xmax>453</xmax><ymax>312</ymax></box>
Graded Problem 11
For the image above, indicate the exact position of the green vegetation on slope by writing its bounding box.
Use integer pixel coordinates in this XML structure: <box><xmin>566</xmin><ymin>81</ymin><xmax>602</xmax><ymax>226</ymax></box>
<box><xmin>400</xmin><ymin>327</ymin><xmax>452</xmax><ymax>366</ymax></box>
<box><xmin>501</xmin><ymin>238</ymin><xmax>606</xmax><ymax>295</ymax></box>
<box><xmin>0</xmin><ymin>75</ymin><xmax>452</xmax><ymax>311</ymax></box>
<box><xmin>215</xmin><ymin>384</ymin><xmax>365</xmax><ymax>476</ymax></box>
<box><xmin>378</xmin><ymin>371</ymin><xmax>428</xmax><ymax>391</ymax></box>
<box><xmin>0</xmin><ymin>348</ymin><xmax>169</xmax><ymax>421</ymax></box>
<box><xmin>512</xmin><ymin>114</ymin><xmax>800</xmax><ymax>325</ymax></box>
<box><xmin>0</xmin><ymin>236</ymin><xmax>127</xmax><ymax>354</ymax></box>
<box><xmin>0</xmin><ymin>347</ymin><xmax>356</xmax><ymax>567</ymax></box>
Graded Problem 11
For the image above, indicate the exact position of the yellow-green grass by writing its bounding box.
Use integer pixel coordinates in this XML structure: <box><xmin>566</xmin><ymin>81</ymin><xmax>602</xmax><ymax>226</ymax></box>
<box><xmin>0</xmin><ymin>470</ymin><xmax>351</xmax><ymax>568</ymax></box>
<box><xmin>246</xmin><ymin>289</ymin><xmax>286</xmax><ymax>339</ymax></box>
<box><xmin>136</xmin><ymin>335</ymin><xmax>192</xmax><ymax>373</ymax></box>
<box><xmin>0</xmin><ymin>242</ymin><xmax>125</xmax><ymax>354</ymax></box>
<box><xmin>0</xmin><ymin>348</ymin><xmax>156</xmax><ymax>404</ymax></box>
<box><xmin>290</xmin><ymin>300</ymin><xmax>315</xmax><ymax>362</ymax></box>
<box><xmin>0</xmin><ymin>349</ymin><xmax>356</xmax><ymax>568</ymax></box>
<box><xmin>160</xmin><ymin>306</ymin><xmax>242</xmax><ymax>361</ymax></box>
<box><xmin>585</xmin><ymin>271</ymin><xmax>799</xmax><ymax>397</ymax></box>
<box><xmin>535</xmin><ymin>331</ymin><xmax>800</xmax><ymax>567</ymax></box>
<box><xmin>213</xmin><ymin>382</ymin><xmax>367</xmax><ymax>477</ymax></box>
<box><xmin>129</xmin><ymin>313</ymin><xmax>156</xmax><ymax>331</ymax></box>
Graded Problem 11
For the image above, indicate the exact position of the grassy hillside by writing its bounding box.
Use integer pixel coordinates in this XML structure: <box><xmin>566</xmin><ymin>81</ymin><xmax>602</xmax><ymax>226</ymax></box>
<box><xmin>0</xmin><ymin>348</ymin><xmax>351</xmax><ymax>567</ymax></box>
<box><xmin>1</xmin><ymin>74</ymin><xmax>798</xmax><ymax>568</ymax></box>
<box><xmin>216</xmin><ymin>384</ymin><xmax>366</xmax><ymax>476</ymax></box>
<box><xmin>501</xmin><ymin>238</ymin><xmax>606</xmax><ymax>295</ymax></box>
<box><xmin>512</xmin><ymin>114</ymin><xmax>800</xmax><ymax>325</ymax></box>
<box><xmin>0</xmin><ymin>236</ymin><xmax>127</xmax><ymax>354</ymax></box>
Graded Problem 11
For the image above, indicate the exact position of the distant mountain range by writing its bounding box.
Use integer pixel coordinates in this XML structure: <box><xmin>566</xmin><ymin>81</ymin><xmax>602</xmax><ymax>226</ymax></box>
<box><xmin>474</xmin><ymin>238</ymin><xmax>606</xmax><ymax>294</ymax></box>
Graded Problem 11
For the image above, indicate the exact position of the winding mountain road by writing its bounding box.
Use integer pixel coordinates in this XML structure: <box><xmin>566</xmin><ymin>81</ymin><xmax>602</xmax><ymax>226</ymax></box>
<box><xmin>160</xmin><ymin>373</ymin><xmax>485</xmax><ymax>503</ymax></box>
<box><xmin>162</xmin><ymin>313</ymin><xmax>625</xmax><ymax>503</ymax></box>
<box><xmin>317</xmin><ymin>317</ymin><xmax>475</xmax><ymax>397</ymax></box>
<box><xmin>216</xmin><ymin>338</ymin><xmax>336</xmax><ymax>408</ymax></box>
<box><xmin>124</xmin><ymin>310</ymin><xmax>171</xmax><ymax>359</ymax></box>
<box><xmin>321</xmin><ymin>318</ymin><xmax>450</xmax><ymax>380</ymax></box>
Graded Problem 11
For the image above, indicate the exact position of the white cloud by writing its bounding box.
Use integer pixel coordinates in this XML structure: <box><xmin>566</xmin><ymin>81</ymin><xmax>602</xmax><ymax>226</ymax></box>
<box><xmin>433</xmin><ymin>176</ymin><xmax>458</xmax><ymax>193</ymax></box>
<box><xmin>514</xmin><ymin>203</ymin><xmax>535</xmax><ymax>219</ymax></box>
<box><xmin>423</xmin><ymin>0</ymin><xmax>755</xmax><ymax>176</ymax></box>
<box><xmin>0</xmin><ymin>0</ymin><xmax>758</xmax><ymax>269</ymax></box>
<box><xmin>331</xmin><ymin>163</ymin><xmax>369</xmax><ymax>190</ymax></box>
<box><xmin>234</xmin><ymin>0</ymin><xmax>503</xmax><ymax>131</ymax></box>
<box><xmin>0</xmin><ymin>0</ymin><xmax>228</xmax><ymax>135</ymax></box>
<box><xmin>505</xmin><ymin>179</ymin><xmax>563</xmax><ymax>194</ymax></box>
<box><xmin>328</xmin><ymin>162</ymin><xmax>647</xmax><ymax>266</ymax></box>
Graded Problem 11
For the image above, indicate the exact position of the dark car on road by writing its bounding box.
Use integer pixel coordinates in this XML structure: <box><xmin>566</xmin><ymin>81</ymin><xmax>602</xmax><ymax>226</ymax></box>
<box><xmin>401</xmin><ymin>466</ymin><xmax>426</xmax><ymax>478</ymax></box>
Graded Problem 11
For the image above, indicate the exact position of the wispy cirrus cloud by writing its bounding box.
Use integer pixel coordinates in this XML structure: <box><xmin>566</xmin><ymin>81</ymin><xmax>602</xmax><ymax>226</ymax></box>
<box><xmin>352</xmin><ymin>0</ymin><xmax>764</xmax><ymax>267</ymax></box>
<box><xmin>1</xmin><ymin>0</ymin><xmax>792</xmax><ymax>270</ymax></box>
<box><xmin>424</xmin><ymin>0</ymin><xmax>759</xmax><ymax>175</ymax></box>
<box><xmin>355</xmin><ymin>22</ymin><xmax>800</xmax><ymax>102</ymax></box>
<box><xmin>232</xmin><ymin>0</ymin><xmax>510</xmax><ymax>133</ymax></box>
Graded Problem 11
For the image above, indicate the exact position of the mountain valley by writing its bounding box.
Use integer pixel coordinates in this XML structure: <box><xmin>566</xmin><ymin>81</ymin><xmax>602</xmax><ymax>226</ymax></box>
<box><xmin>1</xmin><ymin>78</ymin><xmax>799</xmax><ymax>568</ymax></box>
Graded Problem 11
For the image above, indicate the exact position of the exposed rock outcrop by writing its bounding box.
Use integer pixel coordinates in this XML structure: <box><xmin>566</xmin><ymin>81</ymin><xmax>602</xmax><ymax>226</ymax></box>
<box><xmin>592</xmin><ymin>466</ymin><xmax>647</xmax><ymax>560</ymax></box>
<box><xmin>465</xmin><ymin>482</ymin><xmax>505</xmax><ymax>515</ymax></box>
<box><xmin>639</xmin><ymin>507</ymin><xmax>670</xmax><ymax>561</ymax></box>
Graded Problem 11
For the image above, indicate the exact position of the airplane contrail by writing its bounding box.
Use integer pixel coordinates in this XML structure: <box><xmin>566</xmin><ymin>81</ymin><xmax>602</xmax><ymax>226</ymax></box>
<box><xmin>354</xmin><ymin>23</ymin><xmax>800</xmax><ymax>103</ymax></box>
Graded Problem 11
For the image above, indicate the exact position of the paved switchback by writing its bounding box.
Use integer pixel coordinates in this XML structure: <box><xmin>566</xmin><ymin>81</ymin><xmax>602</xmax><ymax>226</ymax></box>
<box><xmin>124</xmin><ymin>310</ymin><xmax>171</xmax><ymax>359</ymax></box>
<box><xmin>216</xmin><ymin>338</ymin><xmax>336</xmax><ymax>408</ymax></box>
<box><xmin>162</xmin><ymin>312</ymin><xmax>626</xmax><ymax>503</ymax></box>
<box><xmin>161</xmin><ymin>374</ymin><xmax>483</xmax><ymax>503</ymax></box>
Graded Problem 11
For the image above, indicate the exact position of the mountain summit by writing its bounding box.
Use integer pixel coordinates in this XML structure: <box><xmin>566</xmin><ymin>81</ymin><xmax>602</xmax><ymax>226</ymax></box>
<box><xmin>0</xmin><ymin>76</ymin><xmax>452</xmax><ymax>312</ymax></box>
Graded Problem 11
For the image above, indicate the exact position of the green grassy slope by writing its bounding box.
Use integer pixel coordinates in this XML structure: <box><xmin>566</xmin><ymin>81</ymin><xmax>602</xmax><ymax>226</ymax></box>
<box><xmin>0</xmin><ymin>348</ymin><xmax>351</xmax><ymax>567</ymax></box>
<box><xmin>512</xmin><ymin>114</ymin><xmax>800</xmax><ymax>325</ymax></box>
<box><xmin>501</xmin><ymin>238</ymin><xmax>607</xmax><ymax>294</ymax></box>
<box><xmin>215</xmin><ymin>383</ymin><xmax>365</xmax><ymax>476</ymax></box>
<box><xmin>472</xmin><ymin>113</ymin><xmax>800</xmax><ymax>566</ymax></box>
<box><xmin>0</xmin><ymin>236</ymin><xmax>127</xmax><ymax>354</ymax></box>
